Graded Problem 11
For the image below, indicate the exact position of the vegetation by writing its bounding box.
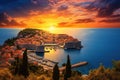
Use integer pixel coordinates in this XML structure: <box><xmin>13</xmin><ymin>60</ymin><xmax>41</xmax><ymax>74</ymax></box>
<box><xmin>0</xmin><ymin>28</ymin><xmax>120</xmax><ymax>80</ymax></box>
<box><xmin>0</xmin><ymin>68</ymin><xmax>12</xmax><ymax>80</ymax></box>
<box><xmin>112</xmin><ymin>60</ymin><xmax>120</xmax><ymax>71</ymax></box>
<box><xmin>14</xmin><ymin>56</ymin><xmax>20</xmax><ymax>75</ymax></box>
<box><xmin>29</xmin><ymin>63</ymin><xmax>44</xmax><ymax>74</ymax></box>
<box><xmin>85</xmin><ymin>61</ymin><xmax>120</xmax><ymax>80</ymax></box>
<box><xmin>20</xmin><ymin>49</ymin><xmax>29</xmax><ymax>78</ymax></box>
<box><xmin>52</xmin><ymin>64</ymin><xmax>60</xmax><ymax>80</ymax></box>
<box><xmin>1</xmin><ymin>60</ymin><xmax>120</xmax><ymax>80</ymax></box>
<box><xmin>4</xmin><ymin>37</ymin><xmax>17</xmax><ymax>46</ymax></box>
<box><xmin>64</xmin><ymin>55</ymin><xmax>72</xmax><ymax>80</ymax></box>
<box><xmin>10</xmin><ymin>49</ymin><xmax>29</xmax><ymax>78</ymax></box>
<box><xmin>17</xmin><ymin>28</ymin><xmax>39</xmax><ymax>38</ymax></box>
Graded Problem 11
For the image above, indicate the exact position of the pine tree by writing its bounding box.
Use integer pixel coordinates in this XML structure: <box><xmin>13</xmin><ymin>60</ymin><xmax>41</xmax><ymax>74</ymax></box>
<box><xmin>21</xmin><ymin>49</ymin><xmax>29</xmax><ymax>78</ymax></box>
<box><xmin>52</xmin><ymin>64</ymin><xmax>60</xmax><ymax>80</ymax></box>
<box><xmin>64</xmin><ymin>55</ymin><xmax>71</xmax><ymax>80</ymax></box>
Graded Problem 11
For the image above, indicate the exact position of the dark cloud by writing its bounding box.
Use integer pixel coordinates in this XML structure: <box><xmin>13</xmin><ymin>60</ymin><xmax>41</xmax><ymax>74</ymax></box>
<box><xmin>0</xmin><ymin>13</ymin><xmax>10</xmax><ymax>25</ymax></box>
<box><xmin>49</xmin><ymin>0</ymin><xmax>59</xmax><ymax>4</ymax></box>
<box><xmin>0</xmin><ymin>12</ymin><xmax>25</xmax><ymax>27</ymax></box>
<box><xmin>100</xmin><ymin>18</ymin><xmax>120</xmax><ymax>23</ymax></box>
<box><xmin>0</xmin><ymin>0</ymin><xmax>52</xmax><ymax>17</ymax></box>
<box><xmin>72</xmin><ymin>2</ymin><xmax>92</xmax><ymax>7</ymax></box>
<box><xmin>87</xmin><ymin>0</ymin><xmax>120</xmax><ymax>17</ymax></box>
<box><xmin>31</xmin><ymin>0</ymin><xmax>50</xmax><ymax>8</ymax></box>
<box><xmin>0</xmin><ymin>0</ymin><xmax>17</xmax><ymax>5</ymax></box>
<box><xmin>107</xmin><ymin>14</ymin><xmax>120</xmax><ymax>18</ymax></box>
<box><xmin>75</xmin><ymin>18</ymin><xmax>95</xmax><ymax>23</ymax></box>
<box><xmin>57</xmin><ymin>5</ymin><xmax>68</xmax><ymax>11</ymax></box>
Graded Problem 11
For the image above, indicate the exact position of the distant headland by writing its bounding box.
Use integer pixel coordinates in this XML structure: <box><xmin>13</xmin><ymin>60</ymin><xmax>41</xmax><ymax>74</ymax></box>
<box><xmin>4</xmin><ymin>28</ymin><xmax>82</xmax><ymax>50</ymax></box>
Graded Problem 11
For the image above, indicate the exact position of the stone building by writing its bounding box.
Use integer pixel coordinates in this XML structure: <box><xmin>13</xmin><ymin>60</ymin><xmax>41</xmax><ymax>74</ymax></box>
<box><xmin>64</xmin><ymin>41</ymin><xmax>82</xmax><ymax>49</ymax></box>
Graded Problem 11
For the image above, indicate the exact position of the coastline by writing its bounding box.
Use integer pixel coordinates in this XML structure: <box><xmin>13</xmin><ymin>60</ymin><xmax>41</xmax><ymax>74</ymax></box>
<box><xmin>0</xmin><ymin>28</ymin><xmax>120</xmax><ymax>74</ymax></box>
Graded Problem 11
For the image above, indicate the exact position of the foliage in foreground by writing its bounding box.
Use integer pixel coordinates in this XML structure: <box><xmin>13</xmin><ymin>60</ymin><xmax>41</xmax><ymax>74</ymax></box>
<box><xmin>85</xmin><ymin>61</ymin><xmax>120</xmax><ymax>80</ymax></box>
<box><xmin>64</xmin><ymin>55</ymin><xmax>72</xmax><ymax>80</ymax></box>
<box><xmin>52</xmin><ymin>64</ymin><xmax>60</xmax><ymax>80</ymax></box>
<box><xmin>1</xmin><ymin>60</ymin><xmax>120</xmax><ymax>80</ymax></box>
<box><xmin>11</xmin><ymin>49</ymin><xmax>29</xmax><ymax>78</ymax></box>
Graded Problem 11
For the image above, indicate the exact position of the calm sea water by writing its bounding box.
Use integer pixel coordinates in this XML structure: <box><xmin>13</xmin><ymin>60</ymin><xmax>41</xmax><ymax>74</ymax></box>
<box><xmin>0</xmin><ymin>28</ymin><xmax>21</xmax><ymax>45</ymax></box>
<box><xmin>0</xmin><ymin>28</ymin><xmax>120</xmax><ymax>74</ymax></box>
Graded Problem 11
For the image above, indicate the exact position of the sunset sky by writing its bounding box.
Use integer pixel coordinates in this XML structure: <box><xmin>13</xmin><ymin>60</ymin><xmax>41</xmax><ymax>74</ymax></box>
<box><xmin>0</xmin><ymin>0</ymin><xmax>120</xmax><ymax>28</ymax></box>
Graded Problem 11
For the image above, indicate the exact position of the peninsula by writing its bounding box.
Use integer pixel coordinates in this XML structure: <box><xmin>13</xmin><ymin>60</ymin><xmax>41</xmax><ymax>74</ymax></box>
<box><xmin>0</xmin><ymin>28</ymin><xmax>82</xmax><ymax>67</ymax></box>
<box><xmin>15</xmin><ymin>28</ymin><xmax>81</xmax><ymax>48</ymax></box>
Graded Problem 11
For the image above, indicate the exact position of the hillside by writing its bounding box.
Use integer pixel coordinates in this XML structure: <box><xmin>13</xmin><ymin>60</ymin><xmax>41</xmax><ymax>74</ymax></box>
<box><xmin>0</xmin><ymin>28</ymin><xmax>79</xmax><ymax>68</ymax></box>
<box><xmin>0</xmin><ymin>28</ymin><xmax>120</xmax><ymax>80</ymax></box>
<box><xmin>15</xmin><ymin>28</ymin><xmax>78</xmax><ymax>46</ymax></box>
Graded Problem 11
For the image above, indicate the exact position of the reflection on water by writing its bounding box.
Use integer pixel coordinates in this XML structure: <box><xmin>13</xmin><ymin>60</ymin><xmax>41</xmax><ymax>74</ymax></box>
<box><xmin>41</xmin><ymin>46</ymin><xmax>82</xmax><ymax>67</ymax></box>
<box><xmin>1</xmin><ymin>28</ymin><xmax>120</xmax><ymax>74</ymax></box>
<box><xmin>36</xmin><ymin>52</ymin><xmax>45</xmax><ymax>57</ymax></box>
<box><xmin>44</xmin><ymin>47</ymin><xmax>67</xmax><ymax>65</ymax></box>
<box><xmin>37</xmin><ymin>28</ymin><xmax>120</xmax><ymax>74</ymax></box>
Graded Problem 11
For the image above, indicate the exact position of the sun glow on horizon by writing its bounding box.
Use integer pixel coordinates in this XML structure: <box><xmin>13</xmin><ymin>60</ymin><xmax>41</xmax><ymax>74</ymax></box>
<box><xmin>48</xmin><ymin>26</ymin><xmax>57</xmax><ymax>33</ymax></box>
<box><xmin>49</xmin><ymin>26</ymin><xmax>55</xmax><ymax>31</ymax></box>
<box><xmin>40</xmin><ymin>26</ymin><xmax>58</xmax><ymax>33</ymax></box>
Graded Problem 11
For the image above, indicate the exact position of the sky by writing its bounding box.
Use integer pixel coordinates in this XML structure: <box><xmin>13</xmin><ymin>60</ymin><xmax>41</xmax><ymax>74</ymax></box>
<box><xmin>0</xmin><ymin>0</ymin><xmax>120</xmax><ymax>28</ymax></box>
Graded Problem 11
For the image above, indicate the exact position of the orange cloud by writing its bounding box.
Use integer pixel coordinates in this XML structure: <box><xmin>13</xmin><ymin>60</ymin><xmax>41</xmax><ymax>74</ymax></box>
<box><xmin>0</xmin><ymin>0</ymin><xmax>120</xmax><ymax>28</ymax></box>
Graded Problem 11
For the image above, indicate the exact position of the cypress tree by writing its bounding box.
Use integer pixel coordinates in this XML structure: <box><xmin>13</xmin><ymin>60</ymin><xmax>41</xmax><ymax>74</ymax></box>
<box><xmin>52</xmin><ymin>64</ymin><xmax>60</xmax><ymax>80</ymax></box>
<box><xmin>14</xmin><ymin>56</ymin><xmax>20</xmax><ymax>75</ymax></box>
<box><xmin>64</xmin><ymin>55</ymin><xmax>71</xmax><ymax>80</ymax></box>
<box><xmin>18</xmin><ymin>61</ymin><xmax>23</xmax><ymax>75</ymax></box>
<box><xmin>21</xmin><ymin>49</ymin><xmax>29</xmax><ymax>78</ymax></box>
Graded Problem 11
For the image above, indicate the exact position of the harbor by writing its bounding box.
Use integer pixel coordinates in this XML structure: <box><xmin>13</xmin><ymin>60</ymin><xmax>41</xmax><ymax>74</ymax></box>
<box><xmin>59</xmin><ymin>61</ymin><xmax>88</xmax><ymax>71</ymax></box>
<box><xmin>27</xmin><ymin>50</ymin><xmax>58</xmax><ymax>70</ymax></box>
<box><xmin>28</xmin><ymin>50</ymin><xmax>88</xmax><ymax>71</ymax></box>
<box><xmin>26</xmin><ymin>39</ymin><xmax>86</xmax><ymax>71</ymax></box>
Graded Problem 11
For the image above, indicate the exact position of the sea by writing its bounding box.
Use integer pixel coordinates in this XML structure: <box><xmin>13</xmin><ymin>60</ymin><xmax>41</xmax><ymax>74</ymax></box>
<box><xmin>0</xmin><ymin>28</ymin><xmax>120</xmax><ymax>74</ymax></box>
